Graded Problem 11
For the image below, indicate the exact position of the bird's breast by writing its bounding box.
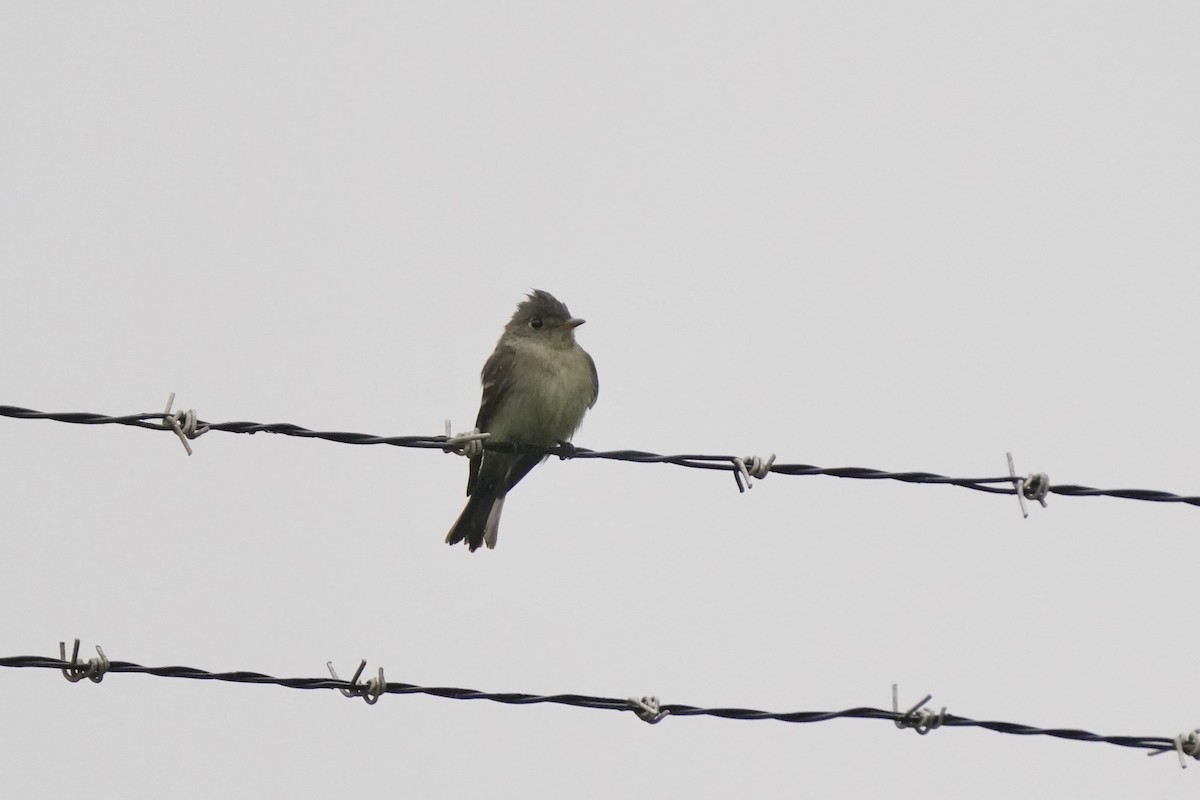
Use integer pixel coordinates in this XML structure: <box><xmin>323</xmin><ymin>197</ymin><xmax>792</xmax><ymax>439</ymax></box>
<box><xmin>489</xmin><ymin>340</ymin><xmax>595</xmax><ymax>444</ymax></box>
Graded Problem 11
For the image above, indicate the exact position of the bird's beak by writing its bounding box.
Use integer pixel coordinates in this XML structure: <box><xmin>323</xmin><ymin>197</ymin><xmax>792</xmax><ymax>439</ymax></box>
<box><xmin>562</xmin><ymin>318</ymin><xmax>586</xmax><ymax>330</ymax></box>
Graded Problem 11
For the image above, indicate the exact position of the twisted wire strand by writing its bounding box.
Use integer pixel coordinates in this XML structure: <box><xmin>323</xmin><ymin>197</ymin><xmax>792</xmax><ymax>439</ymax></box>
<box><xmin>3</xmin><ymin>404</ymin><xmax>1199</xmax><ymax>508</ymax></box>
<box><xmin>0</xmin><ymin>653</ymin><xmax>1174</xmax><ymax>756</ymax></box>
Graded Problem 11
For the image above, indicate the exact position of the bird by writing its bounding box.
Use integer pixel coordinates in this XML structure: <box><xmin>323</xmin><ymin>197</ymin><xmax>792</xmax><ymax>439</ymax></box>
<box><xmin>445</xmin><ymin>290</ymin><xmax>599</xmax><ymax>551</ymax></box>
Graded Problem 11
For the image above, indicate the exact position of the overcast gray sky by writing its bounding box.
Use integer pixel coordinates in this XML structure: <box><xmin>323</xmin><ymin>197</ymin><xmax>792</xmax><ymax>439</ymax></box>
<box><xmin>3</xmin><ymin>2</ymin><xmax>1199</xmax><ymax>797</ymax></box>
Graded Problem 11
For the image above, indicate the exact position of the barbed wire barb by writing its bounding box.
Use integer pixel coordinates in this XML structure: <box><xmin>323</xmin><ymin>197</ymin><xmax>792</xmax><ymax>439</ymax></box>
<box><xmin>327</xmin><ymin>659</ymin><xmax>386</xmax><ymax>705</ymax></box>
<box><xmin>892</xmin><ymin>683</ymin><xmax>945</xmax><ymax>735</ymax></box>
<box><xmin>627</xmin><ymin>695</ymin><xmax>668</xmax><ymax>724</ymax></box>
<box><xmin>161</xmin><ymin>393</ymin><xmax>208</xmax><ymax>456</ymax></box>
<box><xmin>58</xmin><ymin>639</ymin><xmax>109</xmax><ymax>684</ymax></box>
<box><xmin>732</xmin><ymin>453</ymin><xmax>776</xmax><ymax>492</ymax></box>
<box><xmin>442</xmin><ymin>419</ymin><xmax>488</xmax><ymax>458</ymax></box>
<box><xmin>1006</xmin><ymin>452</ymin><xmax>1049</xmax><ymax>518</ymax></box>
<box><xmin>1149</xmin><ymin>729</ymin><xmax>1200</xmax><ymax>769</ymax></box>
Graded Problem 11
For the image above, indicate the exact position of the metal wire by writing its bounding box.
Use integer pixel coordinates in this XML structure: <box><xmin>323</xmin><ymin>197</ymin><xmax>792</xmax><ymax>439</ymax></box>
<box><xmin>0</xmin><ymin>651</ymin><xmax>1178</xmax><ymax>759</ymax></box>
<box><xmin>3</xmin><ymin>403</ymin><xmax>1200</xmax><ymax>509</ymax></box>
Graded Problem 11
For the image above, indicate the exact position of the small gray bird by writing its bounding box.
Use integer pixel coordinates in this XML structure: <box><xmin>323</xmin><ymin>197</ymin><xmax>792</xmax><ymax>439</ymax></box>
<box><xmin>446</xmin><ymin>290</ymin><xmax>599</xmax><ymax>551</ymax></box>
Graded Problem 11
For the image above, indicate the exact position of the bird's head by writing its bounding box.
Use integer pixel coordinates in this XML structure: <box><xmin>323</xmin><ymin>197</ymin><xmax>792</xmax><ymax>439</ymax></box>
<box><xmin>506</xmin><ymin>289</ymin><xmax>585</xmax><ymax>345</ymax></box>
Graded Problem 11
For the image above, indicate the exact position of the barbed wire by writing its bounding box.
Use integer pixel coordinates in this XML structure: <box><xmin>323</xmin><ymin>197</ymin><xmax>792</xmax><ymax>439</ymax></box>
<box><xmin>2</xmin><ymin>643</ymin><xmax>1196</xmax><ymax>767</ymax></box>
<box><xmin>3</xmin><ymin>400</ymin><xmax>1199</xmax><ymax>510</ymax></box>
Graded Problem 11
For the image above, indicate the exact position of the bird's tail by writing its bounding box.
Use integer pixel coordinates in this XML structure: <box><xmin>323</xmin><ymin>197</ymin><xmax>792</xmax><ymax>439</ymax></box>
<box><xmin>445</xmin><ymin>492</ymin><xmax>506</xmax><ymax>552</ymax></box>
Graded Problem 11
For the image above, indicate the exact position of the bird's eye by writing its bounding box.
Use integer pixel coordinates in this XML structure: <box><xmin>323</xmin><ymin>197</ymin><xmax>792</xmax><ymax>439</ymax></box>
<box><xmin>529</xmin><ymin>317</ymin><xmax>543</xmax><ymax>329</ymax></box>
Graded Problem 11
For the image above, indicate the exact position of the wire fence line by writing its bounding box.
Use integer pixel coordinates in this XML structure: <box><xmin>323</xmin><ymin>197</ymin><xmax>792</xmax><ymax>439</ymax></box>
<box><xmin>3</xmin><ymin>401</ymin><xmax>1199</xmax><ymax>510</ymax></box>
<box><xmin>2</xmin><ymin>645</ymin><xmax>1197</xmax><ymax>767</ymax></box>
<box><xmin>7</xmin><ymin>403</ymin><xmax>1199</xmax><ymax>769</ymax></box>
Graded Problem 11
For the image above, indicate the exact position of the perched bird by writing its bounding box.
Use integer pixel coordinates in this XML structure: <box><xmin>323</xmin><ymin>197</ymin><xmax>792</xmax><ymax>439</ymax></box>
<box><xmin>446</xmin><ymin>290</ymin><xmax>599</xmax><ymax>551</ymax></box>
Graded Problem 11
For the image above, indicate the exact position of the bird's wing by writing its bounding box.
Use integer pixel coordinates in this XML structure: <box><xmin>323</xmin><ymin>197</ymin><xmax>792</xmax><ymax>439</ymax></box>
<box><xmin>466</xmin><ymin>343</ymin><xmax>518</xmax><ymax>496</ymax></box>
<box><xmin>475</xmin><ymin>342</ymin><xmax>518</xmax><ymax>433</ymax></box>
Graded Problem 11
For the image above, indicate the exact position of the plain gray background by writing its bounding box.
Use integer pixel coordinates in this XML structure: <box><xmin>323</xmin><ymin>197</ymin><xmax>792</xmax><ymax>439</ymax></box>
<box><xmin>3</xmin><ymin>2</ymin><xmax>1198</xmax><ymax>797</ymax></box>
